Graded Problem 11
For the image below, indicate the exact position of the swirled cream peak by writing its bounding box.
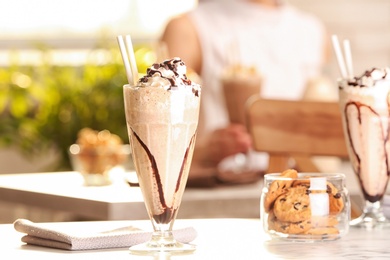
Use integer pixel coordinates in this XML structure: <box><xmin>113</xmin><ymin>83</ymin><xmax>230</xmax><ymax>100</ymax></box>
<box><xmin>345</xmin><ymin>67</ymin><xmax>390</xmax><ymax>88</ymax></box>
<box><xmin>138</xmin><ymin>57</ymin><xmax>200</xmax><ymax>95</ymax></box>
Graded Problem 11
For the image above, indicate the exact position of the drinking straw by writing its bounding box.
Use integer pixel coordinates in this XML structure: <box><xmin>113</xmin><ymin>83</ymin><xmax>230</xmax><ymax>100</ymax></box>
<box><xmin>125</xmin><ymin>35</ymin><xmax>139</xmax><ymax>83</ymax></box>
<box><xmin>343</xmin><ymin>39</ymin><xmax>354</xmax><ymax>79</ymax></box>
<box><xmin>117</xmin><ymin>35</ymin><xmax>134</xmax><ymax>85</ymax></box>
<box><xmin>331</xmin><ymin>35</ymin><xmax>348</xmax><ymax>79</ymax></box>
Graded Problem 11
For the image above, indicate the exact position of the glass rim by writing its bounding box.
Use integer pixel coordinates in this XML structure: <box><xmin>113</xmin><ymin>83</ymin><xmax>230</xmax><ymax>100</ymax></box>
<box><xmin>264</xmin><ymin>172</ymin><xmax>346</xmax><ymax>181</ymax></box>
<box><xmin>68</xmin><ymin>143</ymin><xmax>131</xmax><ymax>155</ymax></box>
<box><xmin>123</xmin><ymin>83</ymin><xmax>136</xmax><ymax>88</ymax></box>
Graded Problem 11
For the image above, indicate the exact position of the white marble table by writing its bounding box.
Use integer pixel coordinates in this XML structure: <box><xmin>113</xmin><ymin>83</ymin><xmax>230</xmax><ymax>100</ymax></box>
<box><xmin>1</xmin><ymin>218</ymin><xmax>390</xmax><ymax>259</ymax></box>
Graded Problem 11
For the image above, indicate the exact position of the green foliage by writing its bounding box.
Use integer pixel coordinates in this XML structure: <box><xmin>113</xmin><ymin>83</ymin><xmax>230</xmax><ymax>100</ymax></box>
<box><xmin>0</xmin><ymin>43</ymin><xmax>145</xmax><ymax>170</ymax></box>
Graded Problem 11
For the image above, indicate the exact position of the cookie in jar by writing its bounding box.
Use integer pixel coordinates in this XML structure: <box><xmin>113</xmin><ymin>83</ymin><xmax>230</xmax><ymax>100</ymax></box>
<box><xmin>261</xmin><ymin>169</ymin><xmax>350</xmax><ymax>241</ymax></box>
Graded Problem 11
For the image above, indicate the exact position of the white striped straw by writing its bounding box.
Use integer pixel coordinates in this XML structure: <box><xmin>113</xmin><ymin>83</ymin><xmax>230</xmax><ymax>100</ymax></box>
<box><xmin>343</xmin><ymin>39</ymin><xmax>354</xmax><ymax>79</ymax></box>
<box><xmin>331</xmin><ymin>35</ymin><xmax>348</xmax><ymax>79</ymax></box>
<box><xmin>124</xmin><ymin>35</ymin><xmax>139</xmax><ymax>84</ymax></box>
<box><xmin>116</xmin><ymin>35</ymin><xmax>134</xmax><ymax>85</ymax></box>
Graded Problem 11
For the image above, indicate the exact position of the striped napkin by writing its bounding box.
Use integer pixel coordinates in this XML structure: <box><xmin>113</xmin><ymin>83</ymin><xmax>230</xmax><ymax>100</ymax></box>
<box><xmin>14</xmin><ymin>219</ymin><xmax>197</xmax><ymax>251</ymax></box>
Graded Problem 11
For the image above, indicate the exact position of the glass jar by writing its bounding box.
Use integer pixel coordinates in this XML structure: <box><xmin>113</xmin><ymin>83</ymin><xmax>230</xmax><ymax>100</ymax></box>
<box><xmin>261</xmin><ymin>172</ymin><xmax>350</xmax><ymax>241</ymax></box>
<box><xmin>69</xmin><ymin>144</ymin><xmax>132</xmax><ymax>186</ymax></box>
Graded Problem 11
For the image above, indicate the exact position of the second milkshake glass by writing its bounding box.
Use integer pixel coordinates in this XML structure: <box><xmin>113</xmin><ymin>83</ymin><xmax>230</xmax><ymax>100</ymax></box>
<box><xmin>338</xmin><ymin>78</ymin><xmax>390</xmax><ymax>229</ymax></box>
<box><xmin>221</xmin><ymin>66</ymin><xmax>262</xmax><ymax>172</ymax></box>
<box><xmin>123</xmin><ymin>66</ymin><xmax>201</xmax><ymax>253</ymax></box>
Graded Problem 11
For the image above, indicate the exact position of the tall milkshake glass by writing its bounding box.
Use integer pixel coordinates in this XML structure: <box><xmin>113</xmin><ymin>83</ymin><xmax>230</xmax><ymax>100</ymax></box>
<box><xmin>220</xmin><ymin>65</ymin><xmax>262</xmax><ymax>172</ymax></box>
<box><xmin>338</xmin><ymin>68</ymin><xmax>390</xmax><ymax>229</ymax></box>
<box><xmin>123</xmin><ymin>58</ymin><xmax>201</xmax><ymax>253</ymax></box>
<box><xmin>221</xmin><ymin>65</ymin><xmax>262</xmax><ymax>125</ymax></box>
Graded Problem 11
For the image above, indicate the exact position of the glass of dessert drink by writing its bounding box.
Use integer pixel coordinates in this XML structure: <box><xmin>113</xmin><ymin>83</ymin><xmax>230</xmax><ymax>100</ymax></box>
<box><xmin>338</xmin><ymin>67</ymin><xmax>390</xmax><ymax>228</ymax></box>
<box><xmin>220</xmin><ymin>64</ymin><xmax>262</xmax><ymax>172</ymax></box>
<box><xmin>221</xmin><ymin>64</ymin><xmax>262</xmax><ymax>125</ymax></box>
<box><xmin>123</xmin><ymin>58</ymin><xmax>201</xmax><ymax>253</ymax></box>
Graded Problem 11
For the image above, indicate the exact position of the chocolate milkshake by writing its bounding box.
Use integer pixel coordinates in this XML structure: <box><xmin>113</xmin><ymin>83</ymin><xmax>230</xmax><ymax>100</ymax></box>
<box><xmin>221</xmin><ymin>65</ymin><xmax>262</xmax><ymax>125</ymax></box>
<box><xmin>123</xmin><ymin>58</ymin><xmax>201</xmax><ymax>225</ymax></box>
<box><xmin>338</xmin><ymin>68</ymin><xmax>390</xmax><ymax>203</ymax></box>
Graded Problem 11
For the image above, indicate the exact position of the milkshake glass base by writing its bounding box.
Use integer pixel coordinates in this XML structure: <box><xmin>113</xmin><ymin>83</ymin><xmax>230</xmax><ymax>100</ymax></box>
<box><xmin>350</xmin><ymin>201</ymin><xmax>390</xmax><ymax>229</ymax></box>
<box><xmin>129</xmin><ymin>232</ymin><xmax>196</xmax><ymax>255</ymax></box>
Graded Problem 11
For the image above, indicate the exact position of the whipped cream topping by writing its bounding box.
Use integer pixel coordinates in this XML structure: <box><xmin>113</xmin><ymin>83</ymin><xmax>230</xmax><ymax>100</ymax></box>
<box><xmin>138</xmin><ymin>58</ymin><xmax>200</xmax><ymax>96</ymax></box>
<box><xmin>346</xmin><ymin>67</ymin><xmax>390</xmax><ymax>87</ymax></box>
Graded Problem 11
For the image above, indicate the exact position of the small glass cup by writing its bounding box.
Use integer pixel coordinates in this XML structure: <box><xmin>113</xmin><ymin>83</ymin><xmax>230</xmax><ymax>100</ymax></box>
<box><xmin>69</xmin><ymin>144</ymin><xmax>131</xmax><ymax>186</ymax></box>
<box><xmin>261</xmin><ymin>172</ymin><xmax>350</xmax><ymax>241</ymax></box>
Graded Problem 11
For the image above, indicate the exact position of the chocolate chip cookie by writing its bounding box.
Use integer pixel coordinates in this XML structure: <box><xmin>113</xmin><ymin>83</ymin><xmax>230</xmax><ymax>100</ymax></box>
<box><xmin>268</xmin><ymin>209</ymin><xmax>311</xmax><ymax>234</ymax></box>
<box><xmin>292</xmin><ymin>178</ymin><xmax>345</xmax><ymax>214</ymax></box>
<box><xmin>326</xmin><ymin>182</ymin><xmax>344</xmax><ymax>214</ymax></box>
<box><xmin>264</xmin><ymin>169</ymin><xmax>298</xmax><ymax>213</ymax></box>
<box><xmin>273</xmin><ymin>186</ymin><xmax>311</xmax><ymax>223</ymax></box>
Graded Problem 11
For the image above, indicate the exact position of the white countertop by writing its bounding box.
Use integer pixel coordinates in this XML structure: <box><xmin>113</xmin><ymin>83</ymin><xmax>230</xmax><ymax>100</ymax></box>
<box><xmin>0</xmin><ymin>171</ymin><xmax>263</xmax><ymax>220</ymax></box>
<box><xmin>0</xmin><ymin>165</ymin><xmax>387</xmax><ymax>221</ymax></box>
<box><xmin>2</xmin><ymin>218</ymin><xmax>390</xmax><ymax>259</ymax></box>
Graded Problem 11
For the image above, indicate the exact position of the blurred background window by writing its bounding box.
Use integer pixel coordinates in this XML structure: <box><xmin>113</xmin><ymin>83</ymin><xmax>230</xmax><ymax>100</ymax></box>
<box><xmin>0</xmin><ymin>0</ymin><xmax>197</xmax><ymax>173</ymax></box>
<box><xmin>0</xmin><ymin>0</ymin><xmax>197</xmax><ymax>50</ymax></box>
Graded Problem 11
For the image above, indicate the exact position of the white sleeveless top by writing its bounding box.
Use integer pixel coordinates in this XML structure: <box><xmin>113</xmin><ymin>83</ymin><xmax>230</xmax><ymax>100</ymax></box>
<box><xmin>189</xmin><ymin>1</ymin><xmax>326</xmax><ymax>137</ymax></box>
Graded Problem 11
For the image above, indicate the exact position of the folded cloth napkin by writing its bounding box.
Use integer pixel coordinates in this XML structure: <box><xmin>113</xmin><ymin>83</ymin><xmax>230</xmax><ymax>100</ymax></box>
<box><xmin>14</xmin><ymin>219</ymin><xmax>197</xmax><ymax>251</ymax></box>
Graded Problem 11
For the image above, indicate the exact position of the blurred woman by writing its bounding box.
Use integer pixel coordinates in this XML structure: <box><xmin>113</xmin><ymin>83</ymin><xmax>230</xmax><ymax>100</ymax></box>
<box><xmin>161</xmin><ymin>0</ymin><xmax>329</xmax><ymax>184</ymax></box>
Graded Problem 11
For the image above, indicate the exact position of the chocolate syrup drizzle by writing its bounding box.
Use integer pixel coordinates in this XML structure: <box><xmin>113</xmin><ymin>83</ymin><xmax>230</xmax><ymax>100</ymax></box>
<box><xmin>346</xmin><ymin>67</ymin><xmax>389</xmax><ymax>87</ymax></box>
<box><xmin>131</xmin><ymin>127</ymin><xmax>197</xmax><ymax>224</ymax></box>
<box><xmin>344</xmin><ymin>101</ymin><xmax>390</xmax><ymax>202</ymax></box>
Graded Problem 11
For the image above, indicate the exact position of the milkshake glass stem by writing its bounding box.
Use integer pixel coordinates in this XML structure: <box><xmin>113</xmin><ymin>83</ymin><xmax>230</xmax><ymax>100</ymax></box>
<box><xmin>130</xmin><ymin>221</ymin><xmax>196</xmax><ymax>254</ymax></box>
<box><xmin>350</xmin><ymin>199</ymin><xmax>390</xmax><ymax>229</ymax></box>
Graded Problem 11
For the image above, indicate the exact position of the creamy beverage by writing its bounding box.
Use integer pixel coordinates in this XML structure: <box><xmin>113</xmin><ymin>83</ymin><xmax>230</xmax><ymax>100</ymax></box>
<box><xmin>339</xmin><ymin>68</ymin><xmax>390</xmax><ymax>203</ymax></box>
<box><xmin>221</xmin><ymin>65</ymin><xmax>262</xmax><ymax>124</ymax></box>
<box><xmin>123</xmin><ymin>58</ymin><xmax>201</xmax><ymax>225</ymax></box>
